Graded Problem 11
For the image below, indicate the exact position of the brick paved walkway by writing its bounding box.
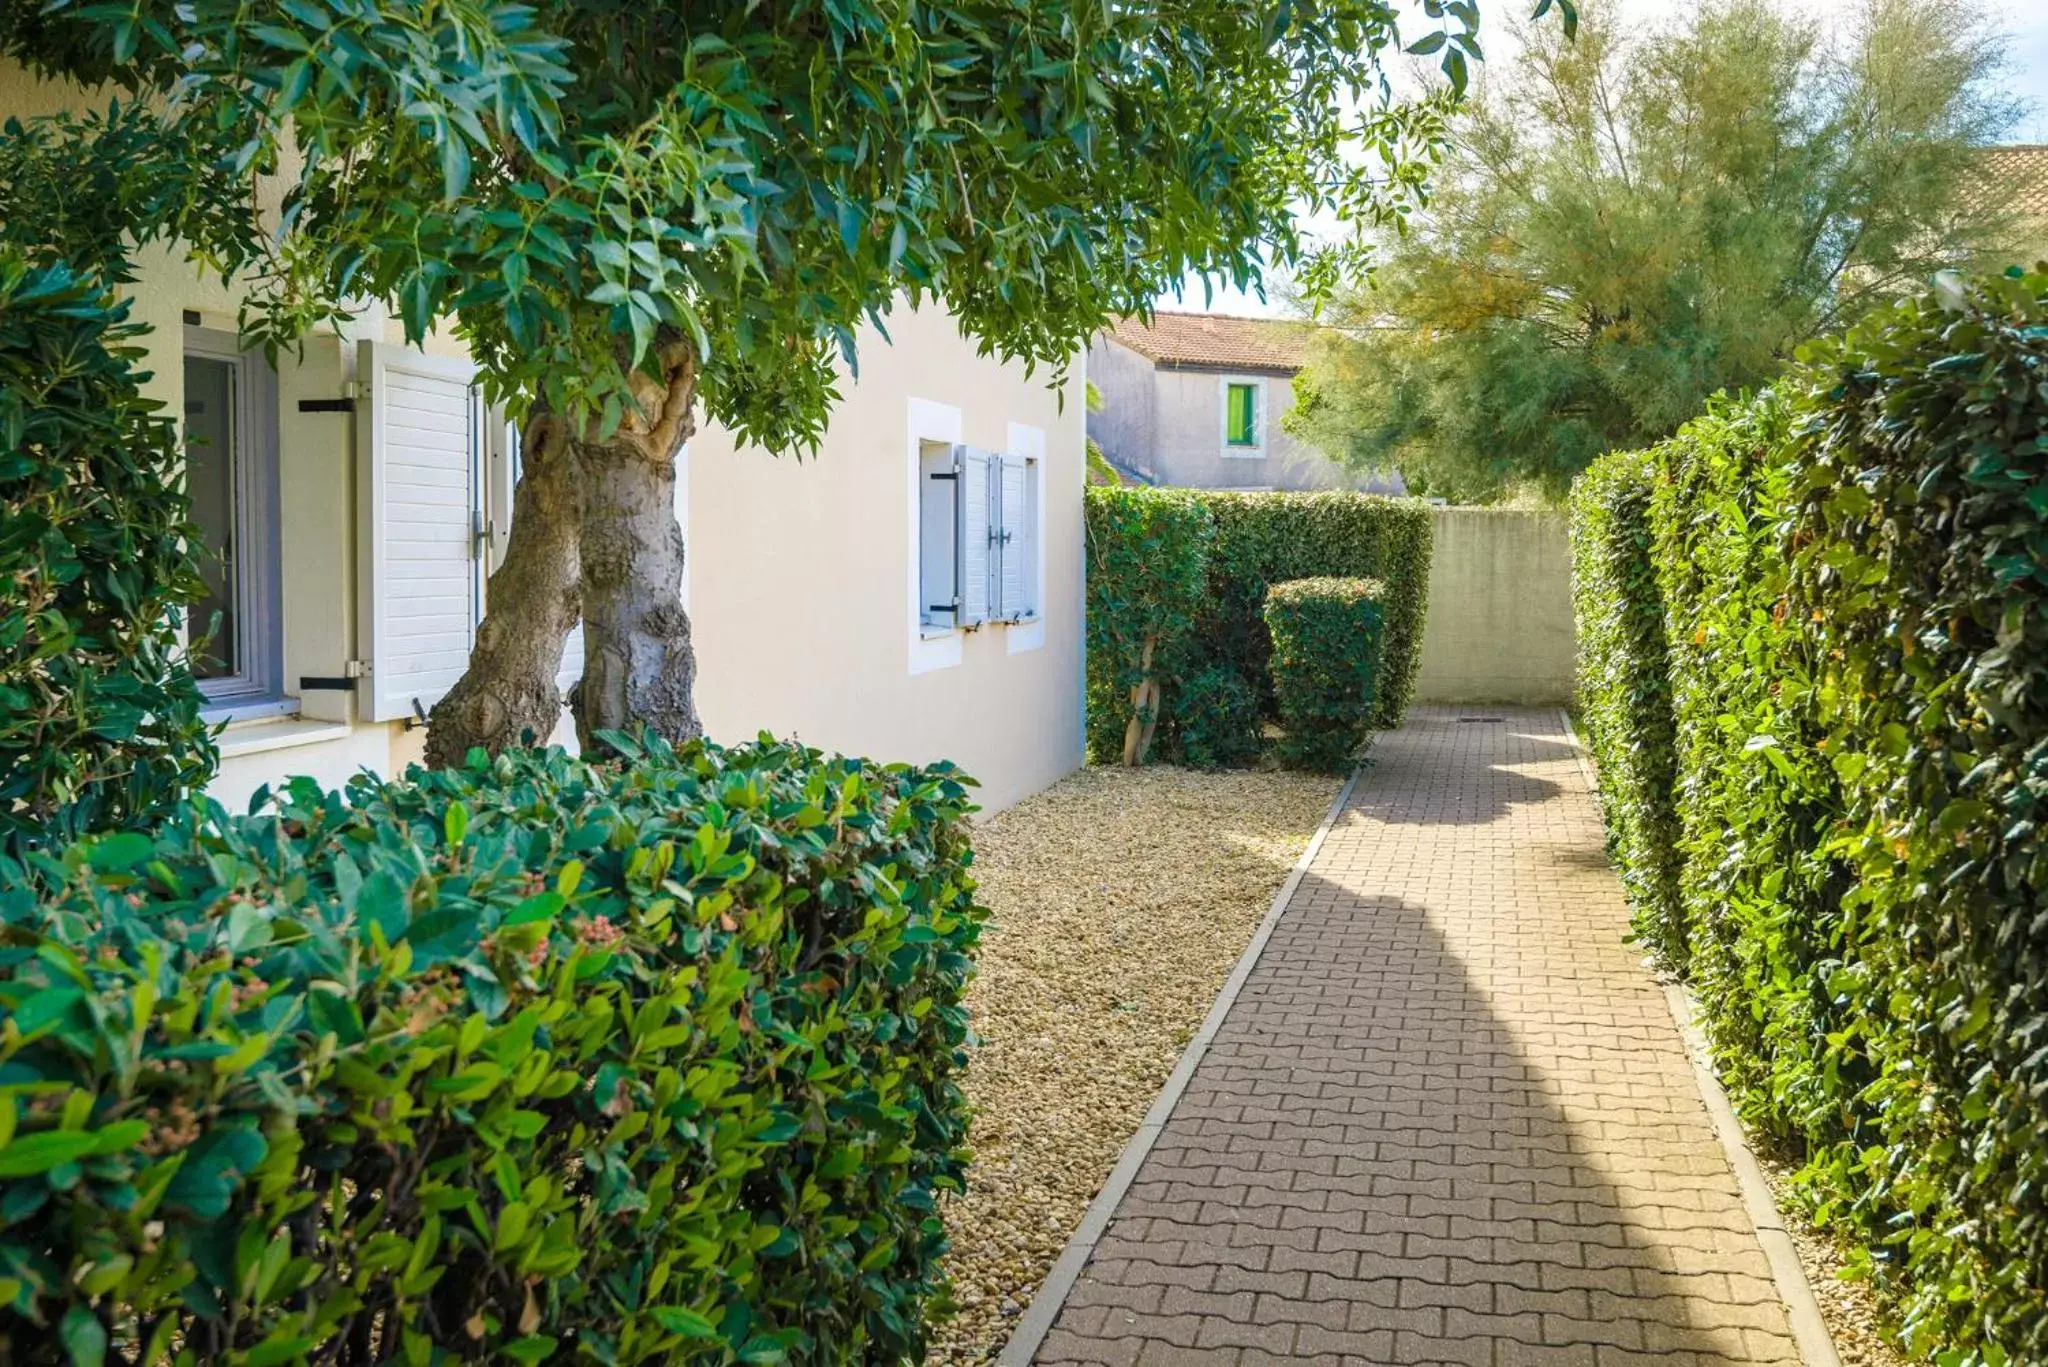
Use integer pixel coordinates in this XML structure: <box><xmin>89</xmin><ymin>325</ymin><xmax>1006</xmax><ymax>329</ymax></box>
<box><xmin>1031</xmin><ymin>708</ymin><xmax>1802</xmax><ymax>1367</ymax></box>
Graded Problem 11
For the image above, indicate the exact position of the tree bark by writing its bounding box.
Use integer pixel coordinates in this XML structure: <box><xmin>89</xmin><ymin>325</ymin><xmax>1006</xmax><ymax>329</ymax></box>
<box><xmin>423</xmin><ymin>410</ymin><xmax>581</xmax><ymax>768</ymax></box>
<box><xmin>1121</xmin><ymin>635</ymin><xmax>1161</xmax><ymax>766</ymax></box>
<box><xmin>570</xmin><ymin>347</ymin><xmax>702</xmax><ymax>753</ymax></box>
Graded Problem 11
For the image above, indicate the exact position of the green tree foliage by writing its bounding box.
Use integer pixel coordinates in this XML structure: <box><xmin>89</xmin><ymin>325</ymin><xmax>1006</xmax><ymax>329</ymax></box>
<box><xmin>1290</xmin><ymin>0</ymin><xmax>2025</xmax><ymax>503</ymax></box>
<box><xmin>0</xmin><ymin>254</ymin><xmax>215</xmax><ymax>859</ymax></box>
<box><xmin>0</xmin><ymin>733</ymin><xmax>982</xmax><ymax>1365</ymax></box>
<box><xmin>2</xmin><ymin>0</ymin><xmax>1502</xmax><ymax>760</ymax></box>
<box><xmin>1570</xmin><ymin>267</ymin><xmax>2048</xmax><ymax>1363</ymax></box>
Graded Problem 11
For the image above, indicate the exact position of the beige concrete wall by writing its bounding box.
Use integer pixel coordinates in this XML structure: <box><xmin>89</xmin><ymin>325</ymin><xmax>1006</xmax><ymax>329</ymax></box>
<box><xmin>1413</xmin><ymin>508</ymin><xmax>1576</xmax><ymax>706</ymax></box>
<box><xmin>687</xmin><ymin>305</ymin><xmax>1087</xmax><ymax>813</ymax></box>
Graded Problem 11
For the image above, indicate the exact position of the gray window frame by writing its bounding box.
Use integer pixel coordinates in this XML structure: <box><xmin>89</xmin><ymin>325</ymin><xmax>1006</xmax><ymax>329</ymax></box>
<box><xmin>183</xmin><ymin>327</ymin><xmax>287</xmax><ymax>721</ymax></box>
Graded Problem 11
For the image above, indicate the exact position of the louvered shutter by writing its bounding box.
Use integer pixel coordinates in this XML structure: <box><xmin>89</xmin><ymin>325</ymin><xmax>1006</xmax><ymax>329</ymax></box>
<box><xmin>958</xmin><ymin>446</ymin><xmax>995</xmax><ymax>626</ymax></box>
<box><xmin>997</xmin><ymin>454</ymin><xmax>1030</xmax><ymax>621</ymax></box>
<box><xmin>557</xmin><ymin>623</ymin><xmax>586</xmax><ymax>695</ymax></box>
<box><xmin>356</xmin><ymin>342</ymin><xmax>482</xmax><ymax>722</ymax></box>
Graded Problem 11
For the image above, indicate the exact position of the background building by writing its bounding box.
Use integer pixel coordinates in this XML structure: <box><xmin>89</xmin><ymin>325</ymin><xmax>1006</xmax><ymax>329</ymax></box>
<box><xmin>1087</xmin><ymin>312</ymin><xmax>1401</xmax><ymax>494</ymax></box>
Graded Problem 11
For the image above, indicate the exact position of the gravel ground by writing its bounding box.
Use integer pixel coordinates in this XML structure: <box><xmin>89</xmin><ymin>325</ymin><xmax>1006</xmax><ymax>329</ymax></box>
<box><xmin>929</xmin><ymin>765</ymin><xmax>1338</xmax><ymax>1365</ymax></box>
<box><xmin>1754</xmin><ymin>1156</ymin><xmax>1911</xmax><ymax>1367</ymax></box>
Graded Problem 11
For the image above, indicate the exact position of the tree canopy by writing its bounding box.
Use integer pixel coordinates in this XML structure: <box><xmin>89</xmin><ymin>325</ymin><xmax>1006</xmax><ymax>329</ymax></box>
<box><xmin>1286</xmin><ymin>0</ymin><xmax>2025</xmax><ymax>504</ymax></box>
<box><xmin>2</xmin><ymin>0</ymin><xmax>1497</xmax><ymax>446</ymax></box>
<box><xmin>5</xmin><ymin>0</ymin><xmax>1538</xmax><ymax>758</ymax></box>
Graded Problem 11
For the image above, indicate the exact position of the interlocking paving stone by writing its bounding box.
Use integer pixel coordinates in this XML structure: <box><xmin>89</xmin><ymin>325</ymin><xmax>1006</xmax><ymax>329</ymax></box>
<box><xmin>1032</xmin><ymin>709</ymin><xmax>1802</xmax><ymax>1367</ymax></box>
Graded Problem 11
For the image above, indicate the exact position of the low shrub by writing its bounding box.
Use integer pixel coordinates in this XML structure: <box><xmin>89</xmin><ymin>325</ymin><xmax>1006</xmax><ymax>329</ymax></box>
<box><xmin>1168</xmin><ymin>666</ymin><xmax>1261</xmax><ymax>770</ymax></box>
<box><xmin>1194</xmin><ymin>491</ymin><xmax>1430</xmax><ymax>730</ymax></box>
<box><xmin>1082</xmin><ymin>486</ymin><xmax>1211</xmax><ymax>765</ymax></box>
<box><xmin>1567</xmin><ymin>448</ymin><xmax>1683</xmax><ymax>964</ymax></box>
<box><xmin>1262</xmin><ymin>577</ymin><xmax>1386</xmax><ymax>772</ymax></box>
<box><xmin>1570</xmin><ymin>268</ymin><xmax>2048</xmax><ymax>1363</ymax></box>
<box><xmin>0</xmin><ymin>732</ymin><xmax>982</xmax><ymax>1365</ymax></box>
<box><xmin>0</xmin><ymin>254</ymin><xmax>216</xmax><ymax>858</ymax></box>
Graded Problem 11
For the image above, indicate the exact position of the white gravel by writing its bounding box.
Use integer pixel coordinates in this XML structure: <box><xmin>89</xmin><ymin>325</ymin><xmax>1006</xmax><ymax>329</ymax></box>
<box><xmin>930</xmin><ymin>765</ymin><xmax>1338</xmax><ymax>1365</ymax></box>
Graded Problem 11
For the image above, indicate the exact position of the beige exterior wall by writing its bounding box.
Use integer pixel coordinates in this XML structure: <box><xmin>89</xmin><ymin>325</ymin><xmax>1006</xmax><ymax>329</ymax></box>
<box><xmin>1413</xmin><ymin>508</ymin><xmax>1576</xmax><ymax>707</ymax></box>
<box><xmin>7</xmin><ymin>65</ymin><xmax>1083</xmax><ymax>817</ymax></box>
<box><xmin>687</xmin><ymin>307</ymin><xmax>1086</xmax><ymax>813</ymax></box>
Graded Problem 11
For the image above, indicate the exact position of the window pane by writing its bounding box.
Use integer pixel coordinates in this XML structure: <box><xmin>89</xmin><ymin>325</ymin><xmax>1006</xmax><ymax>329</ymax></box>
<box><xmin>183</xmin><ymin>356</ymin><xmax>238</xmax><ymax>680</ymax></box>
<box><xmin>1227</xmin><ymin>383</ymin><xmax>1257</xmax><ymax>445</ymax></box>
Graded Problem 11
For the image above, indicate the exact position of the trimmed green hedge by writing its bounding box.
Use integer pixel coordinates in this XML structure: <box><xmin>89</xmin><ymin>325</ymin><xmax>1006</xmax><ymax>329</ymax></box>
<box><xmin>1193</xmin><ymin>491</ymin><xmax>1430</xmax><ymax>730</ymax></box>
<box><xmin>0</xmin><ymin>254</ymin><xmax>216</xmax><ymax>858</ymax></box>
<box><xmin>1567</xmin><ymin>449</ymin><xmax>1683</xmax><ymax>963</ymax></box>
<box><xmin>1082</xmin><ymin>486</ymin><xmax>1212</xmax><ymax>765</ymax></box>
<box><xmin>1172</xmin><ymin>666</ymin><xmax>1261</xmax><ymax>770</ymax></box>
<box><xmin>1083</xmin><ymin>486</ymin><xmax>1432</xmax><ymax>766</ymax></box>
<box><xmin>1262</xmin><ymin>577</ymin><xmax>1386</xmax><ymax>772</ymax></box>
<box><xmin>1650</xmin><ymin>393</ymin><xmax>1846</xmax><ymax>1143</ymax></box>
<box><xmin>0</xmin><ymin>733</ymin><xmax>981</xmax><ymax>1366</ymax></box>
<box><xmin>1571</xmin><ymin>269</ymin><xmax>2048</xmax><ymax>1364</ymax></box>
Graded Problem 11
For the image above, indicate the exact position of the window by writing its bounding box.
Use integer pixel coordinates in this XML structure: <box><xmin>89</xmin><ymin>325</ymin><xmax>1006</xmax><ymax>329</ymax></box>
<box><xmin>1223</xmin><ymin>378</ymin><xmax>1264</xmax><ymax>455</ymax></box>
<box><xmin>183</xmin><ymin>328</ymin><xmax>283</xmax><ymax>717</ymax></box>
<box><xmin>917</xmin><ymin>442</ymin><xmax>1039</xmax><ymax>632</ymax></box>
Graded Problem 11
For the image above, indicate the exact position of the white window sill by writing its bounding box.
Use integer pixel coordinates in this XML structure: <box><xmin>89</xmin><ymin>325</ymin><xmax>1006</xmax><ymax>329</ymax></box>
<box><xmin>216</xmin><ymin>716</ymin><xmax>355</xmax><ymax>761</ymax></box>
<box><xmin>1221</xmin><ymin>447</ymin><xmax>1267</xmax><ymax>459</ymax></box>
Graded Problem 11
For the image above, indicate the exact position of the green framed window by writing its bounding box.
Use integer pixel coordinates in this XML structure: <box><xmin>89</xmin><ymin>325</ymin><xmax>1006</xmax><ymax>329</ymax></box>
<box><xmin>1225</xmin><ymin>381</ymin><xmax>1259</xmax><ymax>447</ymax></box>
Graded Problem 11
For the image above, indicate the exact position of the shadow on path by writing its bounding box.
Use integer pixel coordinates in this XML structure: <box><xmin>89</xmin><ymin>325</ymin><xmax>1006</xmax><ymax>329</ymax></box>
<box><xmin>1029</xmin><ymin>708</ymin><xmax>1799</xmax><ymax>1367</ymax></box>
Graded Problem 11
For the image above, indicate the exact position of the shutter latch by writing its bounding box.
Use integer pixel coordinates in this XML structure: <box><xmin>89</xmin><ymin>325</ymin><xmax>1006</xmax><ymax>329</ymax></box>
<box><xmin>299</xmin><ymin>661</ymin><xmax>370</xmax><ymax>692</ymax></box>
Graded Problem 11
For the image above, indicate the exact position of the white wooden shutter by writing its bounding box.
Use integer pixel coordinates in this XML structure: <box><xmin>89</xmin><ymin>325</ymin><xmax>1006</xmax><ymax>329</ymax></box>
<box><xmin>958</xmin><ymin>446</ymin><xmax>994</xmax><ymax>627</ymax></box>
<box><xmin>557</xmin><ymin>623</ymin><xmax>586</xmax><ymax>695</ymax></box>
<box><xmin>997</xmin><ymin>454</ymin><xmax>1030</xmax><ymax>621</ymax></box>
<box><xmin>356</xmin><ymin>341</ymin><xmax>482</xmax><ymax>722</ymax></box>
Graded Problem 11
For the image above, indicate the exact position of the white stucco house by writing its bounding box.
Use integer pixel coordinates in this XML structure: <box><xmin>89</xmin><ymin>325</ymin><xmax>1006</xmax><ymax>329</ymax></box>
<box><xmin>7</xmin><ymin>72</ymin><xmax>1086</xmax><ymax>818</ymax></box>
<box><xmin>1087</xmin><ymin>312</ymin><xmax>1402</xmax><ymax>495</ymax></box>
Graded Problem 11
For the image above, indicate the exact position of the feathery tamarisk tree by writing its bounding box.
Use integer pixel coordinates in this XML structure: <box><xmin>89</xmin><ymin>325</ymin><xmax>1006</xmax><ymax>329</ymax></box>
<box><xmin>4</xmin><ymin>0</ymin><xmax>1554</xmax><ymax>762</ymax></box>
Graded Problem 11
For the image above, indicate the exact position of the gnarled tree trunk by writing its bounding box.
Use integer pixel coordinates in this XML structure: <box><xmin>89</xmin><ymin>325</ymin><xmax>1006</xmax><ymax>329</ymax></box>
<box><xmin>423</xmin><ymin>410</ymin><xmax>581</xmax><ymax>767</ymax></box>
<box><xmin>1121</xmin><ymin>634</ymin><xmax>1161</xmax><ymax>765</ymax></box>
<box><xmin>570</xmin><ymin>345</ymin><xmax>702</xmax><ymax>753</ymax></box>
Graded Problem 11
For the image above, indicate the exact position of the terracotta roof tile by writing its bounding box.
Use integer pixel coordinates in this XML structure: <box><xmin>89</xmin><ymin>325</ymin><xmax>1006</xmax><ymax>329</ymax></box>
<box><xmin>1104</xmin><ymin>312</ymin><xmax>1315</xmax><ymax>373</ymax></box>
<box><xmin>1974</xmin><ymin>144</ymin><xmax>2048</xmax><ymax>221</ymax></box>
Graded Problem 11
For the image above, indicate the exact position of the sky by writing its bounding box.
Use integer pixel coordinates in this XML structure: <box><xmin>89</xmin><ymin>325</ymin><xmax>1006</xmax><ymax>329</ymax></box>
<box><xmin>1159</xmin><ymin>0</ymin><xmax>2048</xmax><ymax>319</ymax></box>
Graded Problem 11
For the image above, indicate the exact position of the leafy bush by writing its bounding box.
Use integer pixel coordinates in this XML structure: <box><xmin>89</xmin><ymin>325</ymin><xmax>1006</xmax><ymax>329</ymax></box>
<box><xmin>1646</xmin><ymin>395</ymin><xmax>1847</xmax><ymax>1144</ymax></box>
<box><xmin>1083</xmin><ymin>488</ymin><xmax>1430</xmax><ymax>766</ymax></box>
<box><xmin>1192</xmin><ymin>491</ymin><xmax>1430</xmax><ymax>730</ymax></box>
<box><xmin>0</xmin><ymin>254</ymin><xmax>215</xmax><ymax>858</ymax></box>
<box><xmin>0</xmin><ymin>732</ymin><xmax>982</xmax><ymax>1366</ymax></box>
<box><xmin>1083</xmin><ymin>486</ymin><xmax>1212</xmax><ymax>765</ymax></box>
<box><xmin>1168</xmin><ymin>666</ymin><xmax>1261</xmax><ymax>770</ymax></box>
<box><xmin>1261</xmin><ymin>577</ymin><xmax>1386</xmax><ymax>772</ymax></box>
<box><xmin>1571</xmin><ymin>268</ymin><xmax>2048</xmax><ymax>1364</ymax></box>
<box><xmin>1567</xmin><ymin>449</ymin><xmax>1683</xmax><ymax>963</ymax></box>
<box><xmin>1779</xmin><ymin>271</ymin><xmax>2048</xmax><ymax>1361</ymax></box>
